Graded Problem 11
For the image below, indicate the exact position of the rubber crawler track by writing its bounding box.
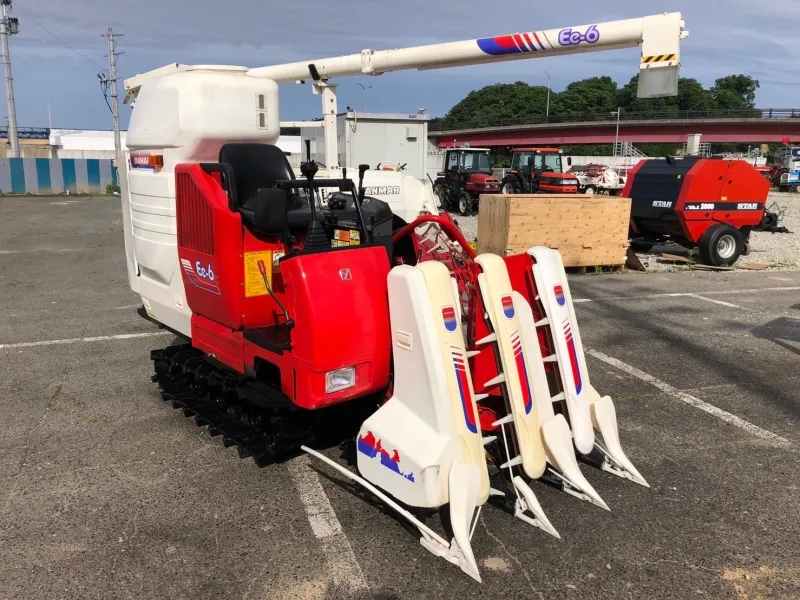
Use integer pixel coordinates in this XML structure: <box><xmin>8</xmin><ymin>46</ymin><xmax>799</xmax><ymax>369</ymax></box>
<box><xmin>150</xmin><ymin>344</ymin><xmax>314</xmax><ymax>467</ymax></box>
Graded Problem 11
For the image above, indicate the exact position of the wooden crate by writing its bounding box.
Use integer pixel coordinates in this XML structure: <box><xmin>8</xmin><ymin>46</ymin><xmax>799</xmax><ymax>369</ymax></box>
<box><xmin>476</xmin><ymin>194</ymin><xmax>631</xmax><ymax>267</ymax></box>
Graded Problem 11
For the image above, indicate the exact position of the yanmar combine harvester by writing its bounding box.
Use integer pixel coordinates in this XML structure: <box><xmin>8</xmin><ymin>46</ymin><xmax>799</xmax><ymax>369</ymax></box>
<box><xmin>121</xmin><ymin>13</ymin><xmax>687</xmax><ymax>582</ymax></box>
<box><xmin>624</xmin><ymin>157</ymin><xmax>790</xmax><ymax>265</ymax></box>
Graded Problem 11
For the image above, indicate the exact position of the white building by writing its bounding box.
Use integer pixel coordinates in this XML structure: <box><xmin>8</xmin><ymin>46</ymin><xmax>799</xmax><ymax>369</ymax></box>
<box><xmin>48</xmin><ymin>130</ymin><xmax>301</xmax><ymax>163</ymax></box>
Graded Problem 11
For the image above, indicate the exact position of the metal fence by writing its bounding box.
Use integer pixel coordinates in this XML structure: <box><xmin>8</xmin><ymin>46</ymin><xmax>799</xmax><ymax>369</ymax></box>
<box><xmin>0</xmin><ymin>157</ymin><xmax>117</xmax><ymax>194</ymax></box>
<box><xmin>0</xmin><ymin>127</ymin><xmax>51</xmax><ymax>140</ymax></box>
<box><xmin>429</xmin><ymin>108</ymin><xmax>800</xmax><ymax>132</ymax></box>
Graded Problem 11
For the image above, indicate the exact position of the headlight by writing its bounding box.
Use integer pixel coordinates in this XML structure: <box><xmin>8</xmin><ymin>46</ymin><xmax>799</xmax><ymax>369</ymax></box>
<box><xmin>326</xmin><ymin>367</ymin><xmax>356</xmax><ymax>393</ymax></box>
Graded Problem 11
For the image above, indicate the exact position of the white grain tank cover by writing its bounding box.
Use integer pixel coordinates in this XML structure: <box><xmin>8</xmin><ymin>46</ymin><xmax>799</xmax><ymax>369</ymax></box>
<box><xmin>125</xmin><ymin>68</ymin><xmax>280</xmax><ymax>336</ymax></box>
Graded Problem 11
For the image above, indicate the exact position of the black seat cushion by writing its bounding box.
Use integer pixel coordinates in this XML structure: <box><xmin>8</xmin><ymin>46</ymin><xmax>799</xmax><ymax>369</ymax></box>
<box><xmin>218</xmin><ymin>143</ymin><xmax>296</xmax><ymax>226</ymax></box>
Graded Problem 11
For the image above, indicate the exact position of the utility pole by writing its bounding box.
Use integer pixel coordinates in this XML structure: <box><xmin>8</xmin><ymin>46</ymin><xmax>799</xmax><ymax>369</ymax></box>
<box><xmin>101</xmin><ymin>28</ymin><xmax>124</xmax><ymax>163</ymax></box>
<box><xmin>1</xmin><ymin>0</ymin><xmax>19</xmax><ymax>157</ymax></box>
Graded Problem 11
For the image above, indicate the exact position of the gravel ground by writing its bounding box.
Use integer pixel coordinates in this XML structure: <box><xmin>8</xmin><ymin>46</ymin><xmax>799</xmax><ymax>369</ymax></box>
<box><xmin>452</xmin><ymin>190</ymin><xmax>800</xmax><ymax>272</ymax></box>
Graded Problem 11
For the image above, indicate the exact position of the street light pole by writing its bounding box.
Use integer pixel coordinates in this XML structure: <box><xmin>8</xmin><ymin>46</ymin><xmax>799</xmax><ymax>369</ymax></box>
<box><xmin>544</xmin><ymin>70</ymin><xmax>551</xmax><ymax>123</ymax></box>
<box><xmin>355</xmin><ymin>83</ymin><xmax>374</xmax><ymax>112</ymax></box>
<box><xmin>613</xmin><ymin>107</ymin><xmax>621</xmax><ymax>156</ymax></box>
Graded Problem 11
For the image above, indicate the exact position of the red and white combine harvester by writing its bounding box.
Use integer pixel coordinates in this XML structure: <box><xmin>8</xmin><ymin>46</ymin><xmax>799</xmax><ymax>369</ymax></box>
<box><xmin>121</xmin><ymin>14</ymin><xmax>686</xmax><ymax>582</ymax></box>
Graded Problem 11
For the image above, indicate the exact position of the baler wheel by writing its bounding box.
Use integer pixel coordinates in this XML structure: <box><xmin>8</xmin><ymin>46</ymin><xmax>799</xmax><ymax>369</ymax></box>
<box><xmin>698</xmin><ymin>224</ymin><xmax>743</xmax><ymax>266</ymax></box>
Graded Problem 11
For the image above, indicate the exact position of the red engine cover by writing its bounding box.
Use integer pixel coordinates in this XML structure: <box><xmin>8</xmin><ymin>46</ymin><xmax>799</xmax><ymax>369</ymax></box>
<box><xmin>280</xmin><ymin>246</ymin><xmax>392</xmax><ymax>409</ymax></box>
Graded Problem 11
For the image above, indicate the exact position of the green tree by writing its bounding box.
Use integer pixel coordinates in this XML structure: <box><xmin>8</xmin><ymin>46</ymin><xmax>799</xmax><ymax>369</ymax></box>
<box><xmin>552</xmin><ymin>76</ymin><xmax>617</xmax><ymax>115</ymax></box>
<box><xmin>711</xmin><ymin>75</ymin><xmax>760</xmax><ymax>109</ymax></box>
<box><xmin>441</xmin><ymin>81</ymin><xmax>548</xmax><ymax>128</ymax></box>
<box><xmin>616</xmin><ymin>76</ymin><xmax>714</xmax><ymax>113</ymax></box>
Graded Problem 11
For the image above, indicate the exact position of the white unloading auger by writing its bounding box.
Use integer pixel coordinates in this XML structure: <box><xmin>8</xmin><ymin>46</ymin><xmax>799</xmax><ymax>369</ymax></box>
<box><xmin>527</xmin><ymin>247</ymin><xmax>649</xmax><ymax>488</ymax></box>
<box><xmin>473</xmin><ymin>254</ymin><xmax>609</xmax><ymax>512</ymax></box>
<box><xmin>305</xmin><ymin>261</ymin><xmax>496</xmax><ymax>582</ymax></box>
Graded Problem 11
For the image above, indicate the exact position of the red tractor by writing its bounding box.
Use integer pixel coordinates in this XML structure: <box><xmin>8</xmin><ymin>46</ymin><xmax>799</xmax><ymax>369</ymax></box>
<box><xmin>501</xmin><ymin>147</ymin><xmax>578</xmax><ymax>195</ymax></box>
<box><xmin>433</xmin><ymin>147</ymin><xmax>500</xmax><ymax>215</ymax></box>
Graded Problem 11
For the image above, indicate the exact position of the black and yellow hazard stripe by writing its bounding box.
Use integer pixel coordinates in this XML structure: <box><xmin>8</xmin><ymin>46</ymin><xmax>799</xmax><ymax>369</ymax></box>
<box><xmin>642</xmin><ymin>53</ymin><xmax>677</xmax><ymax>64</ymax></box>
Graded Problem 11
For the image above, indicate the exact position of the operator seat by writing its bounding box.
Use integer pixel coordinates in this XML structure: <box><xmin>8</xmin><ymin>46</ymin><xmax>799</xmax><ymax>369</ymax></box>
<box><xmin>218</xmin><ymin>143</ymin><xmax>295</xmax><ymax>228</ymax></box>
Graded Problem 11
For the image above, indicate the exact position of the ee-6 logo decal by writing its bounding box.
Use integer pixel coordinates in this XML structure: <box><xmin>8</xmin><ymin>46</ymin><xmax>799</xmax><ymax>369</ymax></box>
<box><xmin>558</xmin><ymin>25</ymin><xmax>600</xmax><ymax>47</ymax></box>
<box><xmin>181</xmin><ymin>259</ymin><xmax>220</xmax><ymax>295</ymax></box>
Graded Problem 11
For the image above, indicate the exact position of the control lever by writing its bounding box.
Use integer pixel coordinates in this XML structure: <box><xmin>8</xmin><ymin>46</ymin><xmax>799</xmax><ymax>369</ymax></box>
<box><xmin>358</xmin><ymin>164</ymin><xmax>369</xmax><ymax>205</ymax></box>
<box><xmin>300</xmin><ymin>161</ymin><xmax>329</xmax><ymax>250</ymax></box>
<box><xmin>257</xmin><ymin>260</ymin><xmax>294</xmax><ymax>328</ymax></box>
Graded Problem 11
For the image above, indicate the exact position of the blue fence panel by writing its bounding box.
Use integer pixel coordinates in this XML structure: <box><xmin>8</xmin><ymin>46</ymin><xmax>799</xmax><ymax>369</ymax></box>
<box><xmin>61</xmin><ymin>159</ymin><xmax>77</xmax><ymax>194</ymax></box>
<box><xmin>0</xmin><ymin>158</ymin><xmax>116</xmax><ymax>194</ymax></box>
<box><xmin>9</xmin><ymin>158</ymin><xmax>25</xmax><ymax>194</ymax></box>
<box><xmin>86</xmin><ymin>159</ymin><xmax>101</xmax><ymax>189</ymax></box>
<box><xmin>35</xmin><ymin>159</ymin><xmax>52</xmax><ymax>194</ymax></box>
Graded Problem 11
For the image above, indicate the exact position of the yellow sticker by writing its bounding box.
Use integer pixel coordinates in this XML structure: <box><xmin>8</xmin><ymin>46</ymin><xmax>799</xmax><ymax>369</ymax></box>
<box><xmin>349</xmin><ymin>230</ymin><xmax>360</xmax><ymax>246</ymax></box>
<box><xmin>244</xmin><ymin>251</ymin><xmax>273</xmax><ymax>298</ymax></box>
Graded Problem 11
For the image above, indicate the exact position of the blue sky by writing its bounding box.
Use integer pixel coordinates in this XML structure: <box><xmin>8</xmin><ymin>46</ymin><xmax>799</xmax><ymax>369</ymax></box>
<box><xmin>7</xmin><ymin>0</ymin><xmax>800</xmax><ymax>130</ymax></box>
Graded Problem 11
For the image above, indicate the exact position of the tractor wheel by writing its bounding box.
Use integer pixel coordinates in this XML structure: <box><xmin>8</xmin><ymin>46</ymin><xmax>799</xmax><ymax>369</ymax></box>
<box><xmin>433</xmin><ymin>183</ymin><xmax>449</xmax><ymax>209</ymax></box>
<box><xmin>458</xmin><ymin>193</ymin><xmax>472</xmax><ymax>216</ymax></box>
<box><xmin>779</xmin><ymin>185</ymin><xmax>788</xmax><ymax>193</ymax></box>
<box><xmin>583</xmin><ymin>185</ymin><xmax>596</xmax><ymax>195</ymax></box>
<box><xmin>501</xmin><ymin>181</ymin><xmax>521</xmax><ymax>195</ymax></box>
<box><xmin>698</xmin><ymin>224</ymin><xmax>743</xmax><ymax>266</ymax></box>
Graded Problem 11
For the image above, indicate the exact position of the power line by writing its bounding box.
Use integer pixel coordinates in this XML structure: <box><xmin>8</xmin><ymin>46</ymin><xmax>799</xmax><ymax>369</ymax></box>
<box><xmin>13</xmin><ymin>0</ymin><xmax>107</xmax><ymax>72</ymax></box>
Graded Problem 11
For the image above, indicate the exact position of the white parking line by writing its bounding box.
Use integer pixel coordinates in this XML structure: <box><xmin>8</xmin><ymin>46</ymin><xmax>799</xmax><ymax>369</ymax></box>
<box><xmin>0</xmin><ymin>248</ymin><xmax>89</xmax><ymax>255</ymax></box>
<box><xmin>686</xmin><ymin>294</ymin><xmax>743</xmax><ymax>309</ymax></box>
<box><xmin>287</xmin><ymin>455</ymin><xmax>369</xmax><ymax>595</ymax></box>
<box><xmin>0</xmin><ymin>331</ymin><xmax>171</xmax><ymax>350</ymax></box>
<box><xmin>573</xmin><ymin>286</ymin><xmax>800</xmax><ymax>305</ymax></box>
<box><xmin>587</xmin><ymin>349</ymin><xmax>792</xmax><ymax>448</ymax></box>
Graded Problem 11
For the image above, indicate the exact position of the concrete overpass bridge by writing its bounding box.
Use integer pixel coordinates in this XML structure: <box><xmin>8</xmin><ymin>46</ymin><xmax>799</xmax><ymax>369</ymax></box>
<box><xmin>429</xmin><ymin>108</ymin><xmax>800</xmax><ymax>147</ymax></box>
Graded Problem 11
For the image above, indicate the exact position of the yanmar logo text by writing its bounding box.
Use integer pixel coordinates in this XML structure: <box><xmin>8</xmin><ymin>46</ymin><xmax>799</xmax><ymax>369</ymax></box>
<box><xmin>364</xmin><ymin>186</ymin><xmax>400</xmax><ymax>196</ymax></box>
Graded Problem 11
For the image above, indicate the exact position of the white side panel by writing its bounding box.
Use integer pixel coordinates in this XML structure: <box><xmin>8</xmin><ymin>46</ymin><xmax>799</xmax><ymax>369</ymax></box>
<box><xmin>475</xmin><ymin>253</ymin><xmax>546</xmax><ymax>480</ymax></box>
<box><xmin>528</xmin><ymin>247</ymin><xmax>594</xmax><ymax>455</ymax></box>
<box><xmin>357</xmin><ymin>265</ymin><xmax>459</xmax><ymax>508</ymax></box>
<box><xmin>357</xmin><ymin>263</ymin><xmax>489</xmax><ymax>507</ymax></box>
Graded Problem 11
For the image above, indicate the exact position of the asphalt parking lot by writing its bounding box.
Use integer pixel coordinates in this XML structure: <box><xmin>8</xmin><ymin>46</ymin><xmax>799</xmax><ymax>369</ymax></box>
<box><xmin>1</xmin><ymin>196</ymin><xmax>798</xmax><ymax>600</ymax></box>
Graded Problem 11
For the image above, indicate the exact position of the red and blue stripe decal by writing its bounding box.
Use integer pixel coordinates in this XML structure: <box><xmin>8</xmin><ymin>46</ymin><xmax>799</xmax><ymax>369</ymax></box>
<box><xmin>477</xmin><ymin>31</ymin><xmax>547</xmax><ymax>56</ymax></box>
<box><xmin>442</xmin><ymin>306</ymin><xmax>458</xmax><ymax>332</ymax></box>
<box><xmin>452</xmin><ymin>348</ymin><xmax>478</xmax><ymax>433</ymax></box>
<box><xmin>501</xmin><ymin>295</ymin><xmax>515</xmax><ymax>319</ymax></box>
<box><xmin>181</xmin><ymin>258</ymin><xmax>220</xmax><ymax>295</ymax></box>
<box><xmin>554</xmin><ymin>284</ymin><xmax>566</xmax><ymax>306</ymax></box>
<box><xmin>563</xmin><ymin>319</ymin><xmax>583</xmax><ymax>394</ymax></box>
<box><xmin>512</xmin><ymin>333</ymin><xmax>533</xmax><ymax>414</ymax></box>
